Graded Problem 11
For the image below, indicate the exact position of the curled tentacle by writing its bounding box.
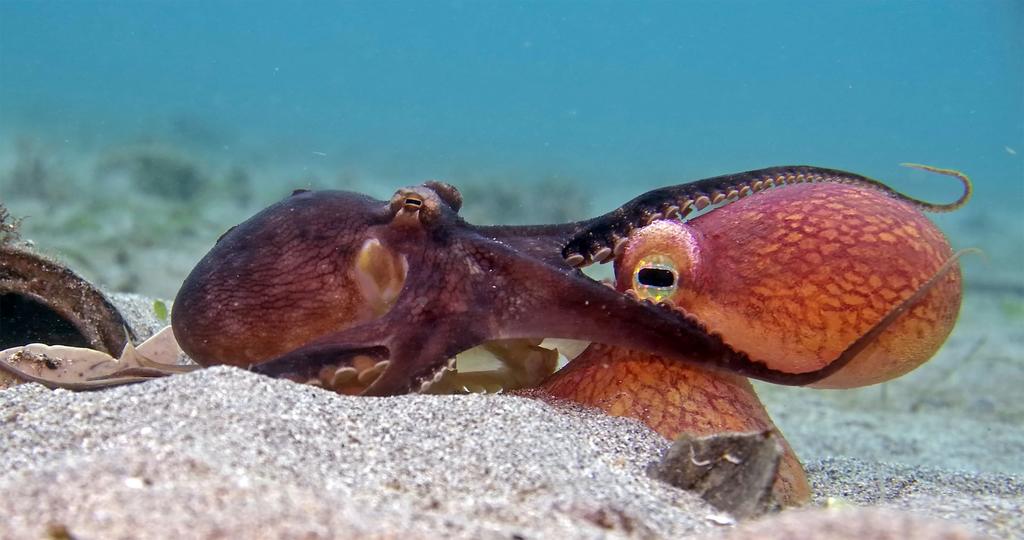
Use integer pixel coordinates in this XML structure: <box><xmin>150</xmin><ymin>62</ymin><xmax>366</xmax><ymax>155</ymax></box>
<box><xmin>561</xmin><ymin>164</ymin><xmax>972</xmax><ymax>268</ymax></box>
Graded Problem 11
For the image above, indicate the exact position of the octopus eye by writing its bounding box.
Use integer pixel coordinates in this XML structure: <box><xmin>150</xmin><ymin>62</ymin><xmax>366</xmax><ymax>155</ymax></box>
<box><xmin>632</xmin><ymin>255</ymin><xmax>679</xmax><ymax>302</ymax></box>
<box><xmin>403</xmin><ymin>197</ymin><xmax>423</xmax><ymax>209</ymax></box>
<box><xmin>637</xmin><ymin>267</ymin><xmax>675</xmax><ymax>287</ymax></box>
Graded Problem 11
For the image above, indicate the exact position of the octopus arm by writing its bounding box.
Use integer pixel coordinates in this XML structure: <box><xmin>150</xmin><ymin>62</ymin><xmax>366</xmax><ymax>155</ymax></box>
<box><xmin>561</xmin><ymin>165</ymin><xmax>971</xmax><ymax>267</ymax></box>
<box><xmin>483</xmin><ymin>237</ymin><xmax>967</xmax><ymax>386</ymax></box>
<box><xmin>474</xmin><ymin>222</ymin><xmax>588</xmax><ymax>267</ymax></box>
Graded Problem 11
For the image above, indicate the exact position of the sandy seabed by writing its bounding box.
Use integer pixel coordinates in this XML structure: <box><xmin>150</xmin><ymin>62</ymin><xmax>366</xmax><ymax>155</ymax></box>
<box><xmin>1</xmin><ymin>145</ymin><xmax>1022</xmax><ymax>538</ymax></box>
<box><xmin>0</xmin><ymin>292</ymin><xmax>1021</xmax><ymax>539</ymax></box>
<box><xmin>0</xmin><ymin>362</ymin><xmax>1020</xmax><ymax>539</ymax></box>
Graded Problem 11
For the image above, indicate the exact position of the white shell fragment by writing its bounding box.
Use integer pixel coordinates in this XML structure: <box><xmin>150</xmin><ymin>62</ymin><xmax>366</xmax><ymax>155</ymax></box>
<box><xmin>424</xmin><ymin>338</ymin><xmax>592</xmax><ymax>395</ymax></box>
<box><xmin>0</xmin><ymin>325</ymin><xmax>196</xmax><ymax>390</ymax></box>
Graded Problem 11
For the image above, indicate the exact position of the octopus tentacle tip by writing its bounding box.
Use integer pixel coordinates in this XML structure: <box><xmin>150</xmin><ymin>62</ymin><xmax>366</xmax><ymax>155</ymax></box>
<box><xmin>898</xmin><ymin>162</ymin><xmax>973</xmax><ymax>212</ymax></box>
<box><xmin>955</xmin><ymin>246</ymin><xmax>986</xmax><ymax>265</ymax></box>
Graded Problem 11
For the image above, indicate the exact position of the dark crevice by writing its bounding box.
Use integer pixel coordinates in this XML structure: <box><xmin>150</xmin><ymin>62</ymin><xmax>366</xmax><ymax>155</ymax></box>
<box><xmin>0</xmin><ymin>293</ymin><xmax>91</xmax><ymax>350</ymax></box>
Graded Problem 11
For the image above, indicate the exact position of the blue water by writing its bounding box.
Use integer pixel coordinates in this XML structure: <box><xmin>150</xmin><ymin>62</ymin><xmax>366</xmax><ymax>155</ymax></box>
<box><xmin>1</xmin><ymin>1</ymin><xmax>1021</xmax><ymax>215</ymax></box>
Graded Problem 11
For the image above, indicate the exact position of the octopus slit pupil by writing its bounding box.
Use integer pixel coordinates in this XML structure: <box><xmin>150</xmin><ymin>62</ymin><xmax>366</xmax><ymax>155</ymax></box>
<box><xmin>637</xmin><ymin>268</ymin><xmax>676</xmax><ymax>288</ymax></box>
<box><xmin>404</xmin><ymin>198</ymin><xmax>422</xmax><ymax>207</ymax></box>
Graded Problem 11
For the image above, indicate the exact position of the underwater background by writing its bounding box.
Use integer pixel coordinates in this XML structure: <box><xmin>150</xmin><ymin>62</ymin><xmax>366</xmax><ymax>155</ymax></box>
<box><xmin>1</xmin><ymin>1</ymin><xmax>1021</xmax><ymax>299</ymax></box>
<box><xmin>1</xmin><ymin>4</ymin><xmax>1024</xmax><ymax>535</ymax></box>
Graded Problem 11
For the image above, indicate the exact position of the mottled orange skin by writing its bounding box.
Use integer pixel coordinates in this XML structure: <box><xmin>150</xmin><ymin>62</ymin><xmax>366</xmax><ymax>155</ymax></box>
<box><xmin>535</xmin><ymin>181</ymin><xmax>962</xmax><ymax>507</ymax></box>
<box><xmin>617</xmin><ymin>182</ymin><xmax>962</xmax><ymax>388</ymax></box>
<box><xmin>537</xmin><ymin>346</ymin><xmax>810</xmax><ymax>505</ymax></box>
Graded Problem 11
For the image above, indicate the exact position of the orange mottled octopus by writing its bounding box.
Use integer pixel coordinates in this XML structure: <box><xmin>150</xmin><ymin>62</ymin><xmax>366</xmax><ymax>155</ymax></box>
<box><xmin>1</xmin><ymin>164</ymin><xmax>969</xmax><ymax>508</ymax></box>
<box><xmin>535</xmin><ymin>174</ymin><xmax>966</xmax><ymax>504</ymax></box>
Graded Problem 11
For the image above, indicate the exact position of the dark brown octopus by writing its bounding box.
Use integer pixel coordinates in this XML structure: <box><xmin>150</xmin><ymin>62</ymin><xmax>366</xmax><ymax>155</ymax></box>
<box><xmin>167</xmin><ymin>165</ymin><xmax>968</xmax><ymax>399</ymax></box>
